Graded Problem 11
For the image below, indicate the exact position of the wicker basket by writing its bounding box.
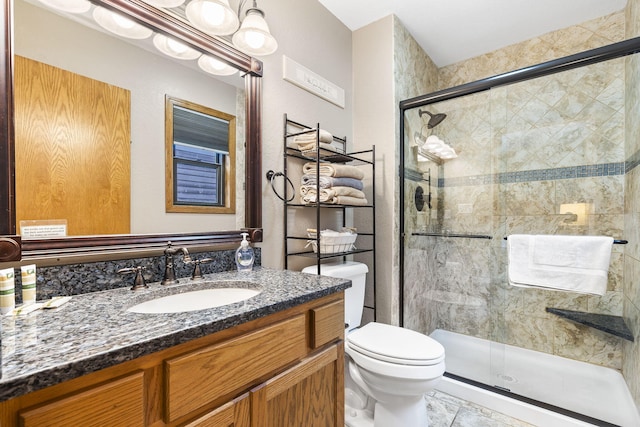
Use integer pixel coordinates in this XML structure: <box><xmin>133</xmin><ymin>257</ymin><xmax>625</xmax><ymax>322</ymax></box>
<box><xmin>306</xmin><ymin>229</ymin><xmax>357</xmax><ymax>254</ymax></box>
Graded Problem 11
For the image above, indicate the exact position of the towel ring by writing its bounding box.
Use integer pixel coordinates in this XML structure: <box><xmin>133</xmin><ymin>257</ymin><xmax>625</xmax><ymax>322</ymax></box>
<box><xmin>266</xmin><ymin>170</ymin><xmax>295</xmax><ymax>202</ymax></box>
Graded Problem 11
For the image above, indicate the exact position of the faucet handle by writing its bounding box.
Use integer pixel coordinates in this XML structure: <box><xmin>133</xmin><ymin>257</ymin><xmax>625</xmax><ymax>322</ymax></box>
<box><xmin>187</xmin><ymin>258</ymin><xmax>214</xmax><ymax>280</ymax></box>
<box><xmin>118</xmin><ymin>266</ymin><xmax>148</xmax><ymax>291</ymax></box>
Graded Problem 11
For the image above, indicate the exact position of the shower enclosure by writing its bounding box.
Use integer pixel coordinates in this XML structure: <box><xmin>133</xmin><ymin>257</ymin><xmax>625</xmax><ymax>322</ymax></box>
<box><xmin>400</xmin><ymin>38</ymin><xmax>640</xmax><ymax>426</ymax></box>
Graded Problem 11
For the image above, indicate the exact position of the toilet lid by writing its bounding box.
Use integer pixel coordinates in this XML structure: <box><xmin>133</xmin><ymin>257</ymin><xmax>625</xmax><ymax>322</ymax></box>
<box><xmin>347</xmin><ymin>322</ymin><xmax>444</xmax><ymax>365</ymax></box>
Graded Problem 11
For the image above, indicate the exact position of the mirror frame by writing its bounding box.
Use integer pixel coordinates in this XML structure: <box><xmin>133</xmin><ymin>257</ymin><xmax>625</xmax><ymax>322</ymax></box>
<box><xmin>0</xmin><ymin>0</ymin><xmax>263</xmax><ymax>262</ymax></box>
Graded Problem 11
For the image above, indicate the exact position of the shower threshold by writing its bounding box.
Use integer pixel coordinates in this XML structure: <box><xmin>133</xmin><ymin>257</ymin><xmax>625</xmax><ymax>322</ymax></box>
<box><xmin>430</xmin><ymin>329</ymin><xmax>639</xmax><ymax>427</ymax></box>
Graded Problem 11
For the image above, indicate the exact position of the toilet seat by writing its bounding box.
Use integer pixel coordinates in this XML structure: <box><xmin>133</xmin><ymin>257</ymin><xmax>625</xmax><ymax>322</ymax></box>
<box><xmin>347</xmin><ymin>322</ymin><xmax>445</xmax><ymax>366</ymax></box>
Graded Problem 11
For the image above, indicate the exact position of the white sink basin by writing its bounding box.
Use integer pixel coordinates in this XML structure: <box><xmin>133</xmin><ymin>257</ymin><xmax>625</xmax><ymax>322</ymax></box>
<box><xmin>127</xmin><ymin>287</ymin><xmax>261</xmax><ymax>314</ymax></box>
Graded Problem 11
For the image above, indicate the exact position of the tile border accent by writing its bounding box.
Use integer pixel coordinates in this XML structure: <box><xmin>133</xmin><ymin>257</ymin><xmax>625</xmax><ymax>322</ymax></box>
<box><xmin>405</xmin><ymin>144</ymin><xmax>640</xmax><ymax>186</ymax></box>
<box><xmin>405</xmin><ymin>162</ymin><xmax>625</xmax><ymax>188</ymax></box>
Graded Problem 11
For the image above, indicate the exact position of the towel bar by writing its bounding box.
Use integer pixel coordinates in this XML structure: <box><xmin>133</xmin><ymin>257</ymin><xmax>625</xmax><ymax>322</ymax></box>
<box><xmin>502</xmin><ymin>237</ymin><xmax>627</xmax><ymax>244</ymax></box>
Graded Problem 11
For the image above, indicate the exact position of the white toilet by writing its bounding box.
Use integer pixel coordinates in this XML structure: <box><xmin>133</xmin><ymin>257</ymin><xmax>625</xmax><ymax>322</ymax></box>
<box><xmin>302</xmin><ymin>261</ymin><xmax>445</xmax><ymax>427</ymax></box>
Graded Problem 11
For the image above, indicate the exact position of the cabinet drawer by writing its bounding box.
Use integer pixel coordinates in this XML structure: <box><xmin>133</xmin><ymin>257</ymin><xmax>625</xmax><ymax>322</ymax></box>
<box><xmin>310</xmin><ymin>299</ymin><xmax>344</xmax><ymax>348</ymax></box>
<box><xmin>19</xmin><ymin>371</ymin><xmax>145</xmax><ymax>427</ymax></box>
<box><xmin>165</xmin><ymin>315</ymin><xmax>307</xmax><ymax>422</ymax></box>
<box><xmin>183</xmin><ymin>393</ymin><xmax>250</xmax><ymax>427</ymax></box>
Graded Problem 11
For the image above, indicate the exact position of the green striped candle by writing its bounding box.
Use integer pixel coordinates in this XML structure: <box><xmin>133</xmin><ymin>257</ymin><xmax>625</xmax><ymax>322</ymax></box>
<box><xmin>21</xmin><ymin>264</ymin><xmax>36</xmax><ymax>305</ymax></box>
<box><xmin>0</xmin><ymin>267</ymin><xmax>15</xmax><ymax>315</ymax></box>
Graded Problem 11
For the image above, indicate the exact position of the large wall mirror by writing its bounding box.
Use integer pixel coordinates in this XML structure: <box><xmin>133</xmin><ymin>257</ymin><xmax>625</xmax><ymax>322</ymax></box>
<box><xmin>0</xmin><ymin>0</ymin><xmax>263</xmax><ymax>262</ymax></box>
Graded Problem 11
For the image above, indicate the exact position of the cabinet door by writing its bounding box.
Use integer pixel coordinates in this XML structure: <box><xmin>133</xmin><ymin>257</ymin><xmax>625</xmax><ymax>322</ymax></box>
<box><xmin>165</xmin><ymin>315</ymin><xmax>307</xmax><ymax>422</ymax></box>
<box><xmin>183</xmin><ymin>393</ymin><xmax>250</xmax><ymax>427</ymax></box>
<box><xmin>19</xmin><ymin>372</ymin><xmax>144</xmax><ymax>427</ymax></box>
<box><xmin>250</xmin><ymin>344</ymin><xmax>344</xmax><ymax>427</ymax></box>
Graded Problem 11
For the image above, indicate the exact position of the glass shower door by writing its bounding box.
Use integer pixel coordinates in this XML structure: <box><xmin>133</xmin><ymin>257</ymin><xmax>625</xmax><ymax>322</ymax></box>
<box><xmin>402</xmin><ymin>91</ymin><xmax>503</xmax><ymax>389</ymax></box>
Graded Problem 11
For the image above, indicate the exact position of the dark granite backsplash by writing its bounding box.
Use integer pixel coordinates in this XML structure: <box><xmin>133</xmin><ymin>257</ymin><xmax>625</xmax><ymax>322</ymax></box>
<box><xmin>11</xmin><ymin>248</ymin><xmax>261</xmax><ymax>303</ymax></box>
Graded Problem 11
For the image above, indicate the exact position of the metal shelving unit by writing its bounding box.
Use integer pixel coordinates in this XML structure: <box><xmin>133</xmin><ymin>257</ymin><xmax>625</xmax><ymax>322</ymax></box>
<box><xmin>283</xmin><ymin>114</ymin><xmax>376</xmax><ymax>320</ymax></box>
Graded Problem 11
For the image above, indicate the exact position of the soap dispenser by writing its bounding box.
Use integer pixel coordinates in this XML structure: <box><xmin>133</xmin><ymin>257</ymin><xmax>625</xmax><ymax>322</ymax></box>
<box><xmin>236</xmin><ymin>232</ymin><xmax>255</xmax><ymax>272</ymax></box>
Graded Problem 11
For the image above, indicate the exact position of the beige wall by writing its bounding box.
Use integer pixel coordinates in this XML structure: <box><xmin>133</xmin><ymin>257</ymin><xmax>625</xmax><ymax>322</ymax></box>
<box><xmin>257</xmin><ymin>0</ymin><xmax>353</xmax><ymax>270</ymax></box>
<box><xmin>352</xmin><ymin>16</ymin><xmax>395</xmax><ymax>324</ymax></box>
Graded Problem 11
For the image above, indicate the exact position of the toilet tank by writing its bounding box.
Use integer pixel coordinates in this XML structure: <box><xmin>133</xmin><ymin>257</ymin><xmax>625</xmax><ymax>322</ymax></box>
<box><xmin>302</xmin><ymin>261</ymin><xmax>369</xmax><ymax>332</ymax></box>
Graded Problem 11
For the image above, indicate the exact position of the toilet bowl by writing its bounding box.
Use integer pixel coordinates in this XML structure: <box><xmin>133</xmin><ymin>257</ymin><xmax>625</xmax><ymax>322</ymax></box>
<box><xmin>345</xmin><ymin>322</ymin><xmax>445</xmax><ymax>427</ymax></box>
<box><xmin>301</xmin><ymin>262</ymin><xmax>445</xmax><ymax>427</ymax></box>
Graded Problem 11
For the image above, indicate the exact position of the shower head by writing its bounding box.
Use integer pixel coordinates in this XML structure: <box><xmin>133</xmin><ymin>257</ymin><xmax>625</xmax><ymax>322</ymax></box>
<box><xmin>419</xmin><ymin>109</ymin><xmax>447</xmax><ymax>129</ymax></box>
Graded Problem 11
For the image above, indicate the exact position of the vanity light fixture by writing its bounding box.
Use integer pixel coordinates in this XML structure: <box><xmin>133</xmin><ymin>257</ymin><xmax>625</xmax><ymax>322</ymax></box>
<box><xmin>93</xmin><ymin>7</ymin><xmax>153</xmax><ymax>39</ymax></box>
<box><xmin>152</xmin><ymin>34</ymin><xmax>201</xmax><ymax>60</ymax></box>
<box><xmin>169</xmin><ymin>0</ymin><xmax>278</xmax><ymax>56</ymax></box>
<box><xmin>197</xmin><ymin>54</ymin><xmax>238</xmax><ymax>76</ymax></box>
<box><xmin>186</xmin><ymin>0</ymin><xmax>239</xmax><ymax>35</ymax></box>
<box><xmin>36</xmin><ymin>0</ymin><xmax>91</xmax><ymax>14</ymax></box>
<box><xmin>231</xmin><ymin>0</ymin><xmax>278</xmax><ymax>56</ymax></box>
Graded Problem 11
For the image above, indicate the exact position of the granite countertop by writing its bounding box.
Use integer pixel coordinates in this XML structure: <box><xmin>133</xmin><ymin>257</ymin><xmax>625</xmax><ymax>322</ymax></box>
<box><xmin>0</xmin><ymin>267</ymin><xmax>350</xmax><ymax>402</ymax></box>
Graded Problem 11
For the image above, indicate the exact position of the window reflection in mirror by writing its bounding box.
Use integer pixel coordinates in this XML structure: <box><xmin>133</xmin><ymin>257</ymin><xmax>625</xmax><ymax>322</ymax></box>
<box><xmin>165</xmin><ymin>96</ymin><xmax>236</xmax><ymax>214</ymax></box>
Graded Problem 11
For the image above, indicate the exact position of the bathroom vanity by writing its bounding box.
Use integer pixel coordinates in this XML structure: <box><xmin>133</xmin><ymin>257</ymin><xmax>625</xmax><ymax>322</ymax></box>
<box><xmin>0</xmin><ymin>268</ymin><xmax>348</xmax><ymax>426</ymax></box>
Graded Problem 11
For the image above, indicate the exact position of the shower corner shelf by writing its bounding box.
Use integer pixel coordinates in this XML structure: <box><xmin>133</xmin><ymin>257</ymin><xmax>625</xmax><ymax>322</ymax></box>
<box><xmin>546</xmin><ymin>307</ymin><xmax>634</xmax><ymax>341</ymax></box>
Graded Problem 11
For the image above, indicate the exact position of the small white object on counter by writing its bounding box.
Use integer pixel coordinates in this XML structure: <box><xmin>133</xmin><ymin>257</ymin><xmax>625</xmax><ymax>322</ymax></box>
<box><xmin>11</xmin><ymin>303</ymin><xmax>44</xmax><ymax>316</ymax></box>
<box><xmin>42</xmin><ymin>296</ymin><xmax>72</xmax><ymax>309</ymax></box>
<box><xmin>20</xmin><ymin>264</ymin><xmax>37</xmax><ymax>305</ymax></box>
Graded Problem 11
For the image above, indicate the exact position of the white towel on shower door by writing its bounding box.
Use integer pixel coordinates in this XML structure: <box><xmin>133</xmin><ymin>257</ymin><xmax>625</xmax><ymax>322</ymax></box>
<box><xmin>507</xmin><ymin>234</ymin><xmax>614</xmax><ymax>295</ymax></box>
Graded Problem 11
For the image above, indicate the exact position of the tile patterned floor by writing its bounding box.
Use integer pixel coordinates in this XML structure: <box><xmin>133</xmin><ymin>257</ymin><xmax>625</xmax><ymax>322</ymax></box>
<box><xmin>426</xmin><ymin>390</ymin><xmax>535</xmax><ymax>427</ymax></box>
<box><xmin>345</xmin><ymin>390</ymin><xmax>536</xmax><ymax>427</ymax></box>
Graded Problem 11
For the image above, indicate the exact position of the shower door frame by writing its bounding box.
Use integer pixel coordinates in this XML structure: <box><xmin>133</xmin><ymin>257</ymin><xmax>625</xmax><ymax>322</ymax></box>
<box><xmin>398</xmin><ymin>35</ymin><xmax>640</xmax><ymax>326</ymax></box>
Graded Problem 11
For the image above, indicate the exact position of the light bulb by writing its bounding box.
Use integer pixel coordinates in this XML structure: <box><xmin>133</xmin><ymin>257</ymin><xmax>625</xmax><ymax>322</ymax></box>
<box><xmin>153</xmin><ymin>34</ymin><xmax>201</xmax><ymax>60</ymax></box>
<box><xmin>245</xmin><ymin>31</ymin><xmax>265</xmax><ymax>50</ymax></box>
<box><xmin>167</xmin><ymin>38</ymin><xmax>188</xmax><ymax>54</ymax></box>
<box><xmin>112</xmin><ymin>14</ymin><xmax>135</xmax><ymax>30</ymax></box>
<box><xmin>231</xmin><ymin>8</ymin><xmax>277</xmax><ymax>55</ymax></box>
<box><xmin>93</xmin><ymin>6</ymin><xmax>153</xmax><ymax>39</ymax></box>
<box><xmin>201</xmin><ymin>1</ymin><xmax>225</xmax><ymax>26</ymax></box>
<box><xmin>186</xmin><ymin>0</ymin><xmax>239</xmax><ymax>36</ymax></box>
<box><xmin>197</xmin><ymin>55</ymin><xmax>238</xmax><ymax>76</ymax></box>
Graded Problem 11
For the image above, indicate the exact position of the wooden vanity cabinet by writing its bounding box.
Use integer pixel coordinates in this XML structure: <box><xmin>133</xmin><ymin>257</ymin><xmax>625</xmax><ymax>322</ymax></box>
<box><xmin>0</xmin><ymin>293</ymin><xmax>345</xmax><ymax>427</ymax></box>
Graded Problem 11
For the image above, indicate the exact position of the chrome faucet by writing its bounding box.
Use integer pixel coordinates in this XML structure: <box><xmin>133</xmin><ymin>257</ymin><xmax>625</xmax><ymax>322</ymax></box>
<box><xmin>162</xmin><ymin>241</ymin><xmax>192</xmax><ymax>285</ymax></box>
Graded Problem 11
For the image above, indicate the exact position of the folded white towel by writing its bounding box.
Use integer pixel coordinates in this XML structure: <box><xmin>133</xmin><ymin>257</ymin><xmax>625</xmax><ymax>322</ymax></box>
<box><xmin>300</xmin><ymin>185</ymin><xmax>366</xmax><ymax>204</ymax></box>
<box><xmin>507</xmin><ymin>234</ymin><xmax>614</xmax><ymax>295</ymax></box>
<box><xmin>293</xmin><ymin>129</ymin><xmax>333</xmax><ymax>144</ymax></box>
<box><xmin>302</xmin><ymin>162</ymin><xmax>365</xmax><ymax>180</ymax></box>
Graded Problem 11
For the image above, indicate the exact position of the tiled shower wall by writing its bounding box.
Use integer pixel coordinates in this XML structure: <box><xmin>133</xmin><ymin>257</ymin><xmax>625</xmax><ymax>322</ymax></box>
<box><xmin>623</xmin><ymin>0</ymin><xmax>640</xmax><ymax>410</ymax></box>
<box><xmin>490</xmin><ymin>58</ymin><xmax>626</xmax><ymax>369</ymax></box>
